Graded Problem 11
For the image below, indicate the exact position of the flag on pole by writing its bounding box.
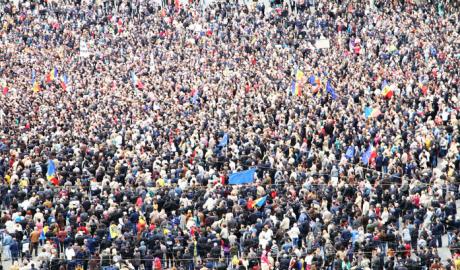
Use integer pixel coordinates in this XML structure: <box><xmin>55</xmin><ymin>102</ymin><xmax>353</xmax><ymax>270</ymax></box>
<box><xmin>364</xmin><ymin>107</ymin><xmax>381</xmax><ymax>118</ymax></box>
<box><xmin>46</xmin><ymin>159</ymin><xmax>59</xmax><ymax>186</ymax></box>
<box><xmin>131</xmin><ymin>71</ymin><xmax>137</xmax><ymax>86</ymax></box>
<box><xmin>345</xmin><ymin>146</ymin><xmax>355</xmax><ymax>159</ymax></box>
<box><xmin>361</xmin><ymin>146</ymin><xmax>372</xmax><ymax>165</ymax></box>
<box><xmin>361</xmin><ymin>146</ymin><xmax>377</xmax><ymax>165</ymax></box>
<box><xmin>381</xmin><ymin>80</ymin><xmax>393</xmax><ymax>99</ymax></box>
<box><xmin>131</xmin><ymin>71</ymin><xmax>144</xmax><ymax>89</ymax></box>
<box><xmin>218</xmin><ymin>133</ymin><xmax>229</xmax><ymax>147</ymax></box>
<box><xmin>229</xmin><ymin>169</ymin><xmax>256</xmax><ymax>185</ymax></box>
<box><xmin>289</xmin><ymin>80</ymin><xmax>296</xmax><ymax>96</ymax></box>
<box><xmin>32</xmin><ymin>78</ymin><xmax>41</xmax><ymax>93</ymax></box>
<box><xmin>254</xmin><ymin>195</ymin><xmax>268</xmax><ymax>208</ymax></box>
<box><xmin>1</xmin><ymin>80</ymin><xmax>8</xmax><ymax>95</ymax></box>
<box><xmin>60</xmin><ymin>74</ymin><xmax>68</xmax><ymax>91</ymax></box>
<box><xmin>45</xmin><ymin>73</ymin><xmax>52</xmax><ymax>83</ymax></box>
<box><xmin>296</xmin><ymin>70</ymin><xmax>305</xmax><ymax>81</ymax></box>
<box><xmin>295</xmin><ymin>84</ymin><xmax>302</xmax><ymax>96</ymax></box>
<box><xmin>191</xmin><ymin>89</ymin><xmax>199</xmax><ymax>104</ymax></box>
<box><xmin>326</xmin><ymin>79</ymin><xmax>337</xmax><ymax>100</ymax></box>
<box><xmin>309</xmin><ymin>75</ymin><xmax>316</xmax><ymax>85</ymax></box>
<box><xmin>418</xmin><ymin>82</ymin><xmax>428</xmax><ymax>95</ymax></box>
<box><xmin>289</xmin><ymin>70</ymin><xmax>304</xmax><ymax>97</ymax></box>
<box><xmin>31</xmin><ymin>70</ymin><xmax>36</xmax><ymax>84</ymax></box>
<box><xmin>311</xmin><ymin>75</ymin><xmax>322</xmax><ymax>94</ymax></box>
<box><xmin>49</xmin><ymin>67</ymin><xmax>56</xmax><ymax>81</ymax></box>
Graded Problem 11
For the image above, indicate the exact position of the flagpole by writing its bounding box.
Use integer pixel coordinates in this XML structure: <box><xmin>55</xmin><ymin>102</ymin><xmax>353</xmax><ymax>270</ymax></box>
<box><xmin>88</xmin><ymin>182</ymin><xmax>92</xmax><ymax>201</ymax></box>
<box><xmin>225</xmin><ymin>133</ymin><xmax>229</xmax><ymax>160</ymax></box>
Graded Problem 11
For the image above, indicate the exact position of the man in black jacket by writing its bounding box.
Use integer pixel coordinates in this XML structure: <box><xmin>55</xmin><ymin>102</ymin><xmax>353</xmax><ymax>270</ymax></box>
<box><xmin>144</xmin><ymin>250</ymin><xmax>154</xmax><ymax>270</ymax></box>
<box><xmin>431</xmin><ymin>219</ymin><xmax>445</xmax><ymax>247</ymax></box>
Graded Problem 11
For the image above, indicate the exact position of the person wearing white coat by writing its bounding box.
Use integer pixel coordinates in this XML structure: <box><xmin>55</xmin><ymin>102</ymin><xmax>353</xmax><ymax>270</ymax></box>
<box><xmin>381</xmin><ymin>207</ymin><xmax>389</xmax><ymax>224</ymax></box>
<box><xmin>288</xmin><ymin>223</ymin><xmax>301</xmax><ymax>247</ymax></box>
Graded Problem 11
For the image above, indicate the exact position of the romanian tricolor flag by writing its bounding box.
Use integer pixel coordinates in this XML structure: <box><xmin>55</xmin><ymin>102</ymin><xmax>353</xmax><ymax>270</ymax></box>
<box><xmin>60</xmin><ymin>74</ymin><xmax>68</xmax><ymax>91</ymax></box>
<box><xmin>290</xmin><ymin>81</ymin><xmax>302</xmax><ymax>97</ymax></box>
<box><xmin>131</xmin><ymin>71</ymin><xmax>144</xmax><ymax>90</ymax></box>
<box><xmin>45</xmin><ymin>67</ymin><xmax>58</xmax><ymax>83</ymax></box>
<box><xmin>362</xmin><ymin>146</ymin><xmax>377</xmax><ymax>165</ymax></box>
<box><xmin>45</xmin><ymin>73</ymin><xmax>51</xmax><ymax>83</ymax></box>
<box><xmin>1</xmin><ymin>80</ymin><xmax>8</xmax><ymax>95</ymax></box>
<box><xmin>296</xmin><ymin>70</ymin><xmax>305</xmax><ymax>83</ymax></box>
<box><xmin>247</xmin><ymin>198</ymin><xmax>255</xmax><ymax>209</ymax></box>
<box><xmin>46</xmin><ymin>159</ymin><xmax>59</xmax><ymax>186</ymax></box>
<box><xmin>294</xmin><ymin>70</ymin><xmax>305</xmax><ymax>96</ymax></box>
<box><xmin>309</xmin><ymin>74</ymin><xmax>322</xmax><ymax>94</ymax></box>
<box><xmin>32</xmin><ymin>79</ymin><xmax>41</xmax><ymax>93</ymax></box>
<box><xmin>314</xmin><ymin>78</ymin><xmax>322</xmax><ymax>95</ymax></box>
<box><xmin>381</xmin><ymin>80</ymin><xmax>393</xmax><ymax>99</ymax></box>
<box><xmin>418</xmin><ymin>82</ymin><xmax>428</xmax><ymax>95</ymax></box>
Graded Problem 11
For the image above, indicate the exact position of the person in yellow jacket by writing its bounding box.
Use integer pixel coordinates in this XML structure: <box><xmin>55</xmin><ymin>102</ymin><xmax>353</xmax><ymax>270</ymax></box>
<box><xmin>5</xmin><ymin>174</ymin><xmax>11</xmax><ymax>185</ymax></box>
<box><xmin>454</xmin><ymin>255</ymin><xmax>460</xmax><ymax>270</ymax></box>
<box><xmin>19</xmin><ymin>177</ymin><xmax>29</xmax><ymax>189</ymax></box>
<box><xmin>109</xmin><ymin>223</ymin><xmax>120</xmax><ymax>239</ymax></box>
<box><xmin>156</xmin><ymin>177</ymin><xmax>165</xmax><ymax>187</ymax></box>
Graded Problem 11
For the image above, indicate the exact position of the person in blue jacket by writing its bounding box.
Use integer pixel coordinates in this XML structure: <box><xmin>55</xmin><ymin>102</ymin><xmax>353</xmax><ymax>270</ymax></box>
<box><xmin>10</xmin><ymin>237</ymin><xmax>20</xmax><ymax>263</ymax></box>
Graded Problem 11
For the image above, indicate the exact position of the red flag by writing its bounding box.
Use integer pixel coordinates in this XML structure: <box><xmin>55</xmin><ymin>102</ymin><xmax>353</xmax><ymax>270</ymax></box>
<box><xmin>60</xmin><ymin>81</ymin><xmax>67</xmax><ymax>91</ymax></box>
<box><xmin>247</xmin><ymin>198</ymin><xmax>255</xmax><ymax>209</ymax></box>
<box><xmin>384</xmin><ymin>90</ymin><xmax>394</xmax><ymax>99</ymax></box>
<box><xmin>136</xmin><ymin>80</ymin><xmax>144</xmax><ymax>90</ymax></box>
<box><xmin>174</xmin><ymin>0</ymin><xmax>182</xmax><ymax>11</ymax></box>
<box><xmin>419</xmin><ymin>83</ymin><xmax>428</xmax><ymax>95</ymax></box>
<box><xmin>45</xmin><ymin>73</ymin><xmax>52</xmax><ymax>83</ymax></box>
<box><xmin>189</xmin><ymin>149</ymin><xmax>196</xmax><ymax>164</ymax></box>
<box><xmin>421</xmin><ymin>85</ymin><xmax>428</xmax><ymax>95</ymax></box>
<box><xmin>49</xmin><ymin>176</ymin><xmax>59</xmax><ymax>186</ymax></box>
<box><xmin>369</xmin><ymin>150</ymin><xmax>377</xmax><ymax>164</ymax></box>
<box><xmin>1</xmin><ymin>80</ymin><xmax>8</xmax><ymax>95</ymax></box>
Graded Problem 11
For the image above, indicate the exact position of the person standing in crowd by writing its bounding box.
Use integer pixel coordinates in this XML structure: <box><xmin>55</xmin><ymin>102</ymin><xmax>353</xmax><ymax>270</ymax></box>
<box><xmin>29</xmin><ymin>228</ymin><xmax>40</xmax><ymax>258</ymax></box>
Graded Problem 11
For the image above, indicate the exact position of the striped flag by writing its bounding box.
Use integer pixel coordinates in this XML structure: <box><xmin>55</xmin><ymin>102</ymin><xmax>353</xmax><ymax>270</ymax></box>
<box><xmin>254</xmin><ymin>195</ymin><xmax>268</xmax><ymax>208</ymax></box>
<box><xmin>60</xmin><ymin>74</ymin><xmax>68</xmax><ymax>91</ymax></box>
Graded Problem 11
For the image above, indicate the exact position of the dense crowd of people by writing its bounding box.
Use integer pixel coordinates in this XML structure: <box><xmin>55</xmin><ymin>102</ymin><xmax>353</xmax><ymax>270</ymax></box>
<box><xmin>1</xmin><ymin>0</ymin><xmax>460</xmax><ymax>269</ymax></box>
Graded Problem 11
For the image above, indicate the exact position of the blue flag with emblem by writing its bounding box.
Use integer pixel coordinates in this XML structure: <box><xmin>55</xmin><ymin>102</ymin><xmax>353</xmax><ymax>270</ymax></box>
<box><xmin>218</xmin><ymin>133</ymin><xmax>228</xmax><ymax>147</ymax></box>
<box><xmin>361</xmin><ymin>146</ymin><xmax>372</xmax><ymax>165</ymax></box>
<box><xmin>229</xmin><ymin>168</ymin><xmax>256</xmax><ymax>185</ymax></box>
<box><xmin>326</xmin><ymin>79</ymin><xmax>337</xmax><ymax>100</ymax></box>
<box><xmin>345</xmin><ymin>146</ymin><xmax>355</xmax><ymax>159</ymax></box>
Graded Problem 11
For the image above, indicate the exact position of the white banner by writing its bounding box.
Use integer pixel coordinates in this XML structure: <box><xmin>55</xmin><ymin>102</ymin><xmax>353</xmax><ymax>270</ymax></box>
<box><xmin>315</xmin><ymin>39</ymin><xmax>330</xmax><ymax>49</ymax></box>
<box><xmin>80</xmin><ymin>40</ymin><xmax>90</xmax><ymax>58</ymax></box>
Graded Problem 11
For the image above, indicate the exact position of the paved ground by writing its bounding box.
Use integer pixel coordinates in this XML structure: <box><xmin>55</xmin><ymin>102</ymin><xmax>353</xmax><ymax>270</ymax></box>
<box><xmin>1</xmin><ymin>249</ymin><xmax>45</xmax><ymax>269</ymax></box>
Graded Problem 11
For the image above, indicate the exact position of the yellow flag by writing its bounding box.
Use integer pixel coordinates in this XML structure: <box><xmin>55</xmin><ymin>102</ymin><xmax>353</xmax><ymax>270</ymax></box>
<box><xmin>33</xmin><ymin>81</ymin><xmax>40</xmax><ymax>92</ymax></box>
